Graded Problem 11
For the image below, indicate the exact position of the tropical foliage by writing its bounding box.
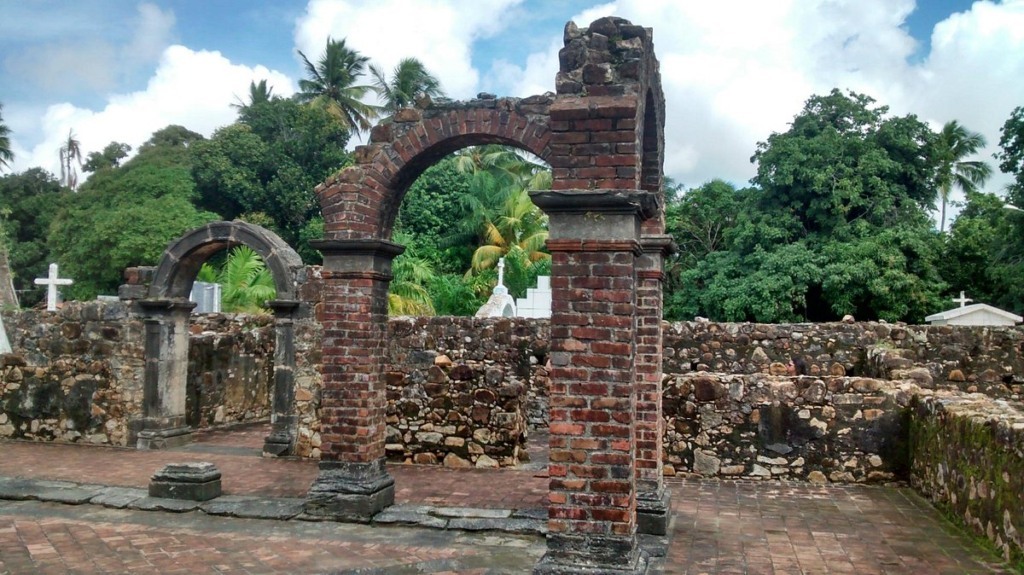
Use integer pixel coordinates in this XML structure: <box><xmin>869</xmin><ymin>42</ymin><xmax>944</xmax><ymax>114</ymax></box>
<box><xmin>198</xmin><ymin>246</ymin><xmax>276</xmax><ymax>314</ymax></box>
<box><xmin>296</xmin><ymin>37</ymin><xmax>378</xmax><ymax>134</ymax></box>
<box><xmin>59</xmin><ymin>129</ymin><xmax>83</xmax><ymax>190</ymax></box>
<box><xmin>370</xmin><ymin>57</ymin><xmax>445</xmax><ymax>113</ymax></box>
<box><xmin>0</xmin><ymin>103</ymin><xmax>13</xmax><ymax>172</ymax></box>
<box><xmin>932</xmin><ymin>120</ymin><xmax>992</xmax><ymax>232</ymax></box>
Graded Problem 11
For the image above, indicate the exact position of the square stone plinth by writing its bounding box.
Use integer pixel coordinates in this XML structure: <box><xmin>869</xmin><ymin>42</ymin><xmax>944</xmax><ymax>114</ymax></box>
<box><xmin>149</xmin><ymin>462</ymin><xmax>222</xmax><ymax>501</ymax></box>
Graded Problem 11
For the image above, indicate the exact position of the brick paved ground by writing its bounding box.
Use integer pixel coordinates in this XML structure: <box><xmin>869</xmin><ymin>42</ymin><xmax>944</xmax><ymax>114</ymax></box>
<box><xmin>0</xmin><ymin>424</ymin><xmax>549</xmax><ymax>508</ymax></box>
<box><xmin>0</xmin><ymin>425</ymin><xmax>1016</xmax><ymax>574</ymax></box>
<box><xmin>0</xmin><ymin>499</ymin><xmax>542</xmax><ymax>574</ymax></box>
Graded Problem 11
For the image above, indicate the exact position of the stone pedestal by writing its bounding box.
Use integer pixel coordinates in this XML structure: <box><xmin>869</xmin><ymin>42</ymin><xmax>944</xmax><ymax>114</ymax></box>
<box><xmin>304</xmin><ymin>459</ymin><xmax>395</xmax><ymax>522</ymax></box>
<box><xmin>636</xmin><ymin>487</ymin><xmax>671</xmax><ymax>536</ymax></box>
<box><xmin>149</xmin><ymin>462</ymin><xmax>222</xmax><ymax>501</ymax></box>
<box><xmin>135</xmin><ymin>420</ymin><xmax>193</xmax><ymax>450</ymax></box>
<box><xmin>534</xmin><ymin>535</ymin><xmax>649</xmax><ymax>574</ymax></box>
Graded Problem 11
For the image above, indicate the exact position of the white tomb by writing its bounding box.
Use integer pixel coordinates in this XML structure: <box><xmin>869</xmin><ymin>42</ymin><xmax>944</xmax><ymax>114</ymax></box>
<box><xmin>474</xmin><ymin>258</ymin><xmax>517</xmax><ymax>318</ymax></box>
<box><xmin>925</xmin><ymin>291</ymin><xmax>1022</xmax><ymax>327</ymax></box>
<box><xmin>190</xmin><ymin>281</ymin><xmax>222</xmax><ymax>313</ymax></box>
<box><xmin>0</xmin><ymin>314</ymin><xmax>10</xmax><ymax>354</ymax></box>
<box><xmin>516</xmin><ymin>275</ymin><xmax>552</xmax><ymax>319</ymax></box>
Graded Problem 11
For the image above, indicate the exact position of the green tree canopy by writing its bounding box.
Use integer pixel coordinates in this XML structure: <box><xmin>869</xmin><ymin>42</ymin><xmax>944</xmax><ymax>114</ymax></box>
<box><xmin>932</xmin><ymin>120</ymin><xmax>992</xmax><ymax>232</ymax></box>
<box><xmin>48</xmin><ymin>126</ymin><xmax>219</xmax><ymax>299</ymax></box>
<box><xmin>0</xmin><ymin>168</ymin><xmax>67</xmax><ymax>305</ymax></box>
<box><xmin>191</xmin><ymin>96</ymin><xmax>351</xmax><ymax>258</ymax></box>
<box><xmin>666</xmin><ymin>90</ymin><xmax>948</xmax><ymax>323</ymax></box>
<box><xmin>997</xmin><ymin>106</ymin><xmax>1024</xmax><ymax>204</ymax></box>
<box><xmin>83</xmin><ymin>142</ymin><xmax>132</xmax><ymax>173</ymax></box>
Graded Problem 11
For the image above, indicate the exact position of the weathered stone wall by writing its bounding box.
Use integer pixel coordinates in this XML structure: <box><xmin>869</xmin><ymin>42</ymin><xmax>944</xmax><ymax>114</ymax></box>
<box><xmin>662</xmin><ymin>372</ymin><xmax>921</xmax><ymax>482</ymax></box>
<box><xmin>0</xmin><ymin>302</ymin><xmax>144</xmax><ymax>445</ymax></box>
<box><xmin>186</xmin><ymin>315</ymin><xmax>274</xmax><ymax>428</ymax></box>
<box><xmin>664</xmin><ymin>321</ymin><xmax>1024</xmax><ymax>398</ymax></box>
<box><xmin>0</xmin><ymin>303</ymin><xmax>278</xmax><ymax>445</ymax></box>
<box><xmin>910</xmin><ymin>394</ymin><xmax>1024</xmax><ymax>564</ymax></box>
<box><xmin>381</xmin><ymin>316</ymin><xmax>549</xmax><ymax>467</ymax></box>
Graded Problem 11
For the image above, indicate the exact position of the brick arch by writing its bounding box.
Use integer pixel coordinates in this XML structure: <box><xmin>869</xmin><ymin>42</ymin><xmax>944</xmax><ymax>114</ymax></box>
<box><xmin>316</xmin><ymin>96</ymin><xmax>552</xmax><ymax>241</ymax></box>
<box><xmin>307</xmin><ymin>15</ymin><xmax>670</xmax><ymax>574</ymax></box>
<box><xmin>149</xmin><ymin>220</ymin><xmax>304</xmax><ymax>301</ymax></box>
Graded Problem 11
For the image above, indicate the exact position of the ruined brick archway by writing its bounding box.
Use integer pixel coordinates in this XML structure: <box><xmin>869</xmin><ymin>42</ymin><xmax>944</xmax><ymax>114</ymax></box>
<box><xmin>308</xmin><ymin>16</ymin><xmax>668</xmax><ymax>574</ymax></box>
<box><xmin>135</xmin><ymin>221</ymin><xmax>306</xmax><ymax>456</ymax></box>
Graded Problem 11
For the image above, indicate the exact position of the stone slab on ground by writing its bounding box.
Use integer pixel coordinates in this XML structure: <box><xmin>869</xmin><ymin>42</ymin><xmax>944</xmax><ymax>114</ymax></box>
<box><xmin>200</xmin><ymin>496</ymin><xmax>305</xmax><ymax>520</ymax></box>
<box><xmin>129</xmin><ymin>496</ymin><xmax>202</xmax><ymax>513</ymax></box>
<box><xmin>90</xmin><ymin>487</ymin><xmax>147</xmax><ymax>509</ymax></box>
<box><xmin>372</xmin><ymin>505</ymin><xmax>449</xmax><ymax>529</ymax></box>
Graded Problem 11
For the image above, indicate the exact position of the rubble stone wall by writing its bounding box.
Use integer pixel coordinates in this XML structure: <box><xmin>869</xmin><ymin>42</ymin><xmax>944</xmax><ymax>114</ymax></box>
<box><xmin>380</xmin><ymin>316</ymin><xmax>548</xmax><ymax>467</ymax></box>
<box><xmin>661</xmin><ymin>372</ymin><xmax>921</xmax><ymax>482</ymax></box>
<box><xmin>0</xmin><ymin>304</ymin><xmax>276</xmax><ymax>445</ymax></box>
<box><xmin>1</xmin><ymin>302</ymin><xmax>144</xmax><ymax>445</ymax></box>
<box><xmin>186</xmin><ymin>315</ymin><xmax>275</xmax><ymax>428</ymax></box>
<box><xmin>910</xmin><ymin>394</ymin><xmax>1024</xmax><ymax>564</ymax></box>
<box><xmin>664</xmin><ymin>321</ymin><xmax>1024</xmax><ymax>398</ymax></box>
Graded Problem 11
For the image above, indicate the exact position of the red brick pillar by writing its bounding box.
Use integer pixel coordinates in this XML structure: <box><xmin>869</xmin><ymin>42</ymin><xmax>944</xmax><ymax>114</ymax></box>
<box><xmin>634</xmin><ymin>235</ymin><xmax>675</xmax><ymax>535</ymax></box>
<box><xmin>532</xmin><ymin>190</ymin><xmax>657</xmax><ymax>575</ymax></box>
<box><xmin>304</xmin><ymin>239</ymin><xmax>403</xmax><ymax>521</ymax></box>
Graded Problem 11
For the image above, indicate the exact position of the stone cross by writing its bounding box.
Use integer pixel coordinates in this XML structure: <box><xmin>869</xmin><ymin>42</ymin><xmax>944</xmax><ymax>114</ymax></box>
<box><xmin>952</xmin><ymin>291</ymin><xmax>972</xmax><ymax>308</ymax></box>
<box><xmin>493</xmin><ymin>257</ymin><xmax>508</xmax><ymax>296</ymax></box>
<box><xmin>34</xmin><ymin>263</ymin><xmax>73</xmax><ymax>311</ymax></box>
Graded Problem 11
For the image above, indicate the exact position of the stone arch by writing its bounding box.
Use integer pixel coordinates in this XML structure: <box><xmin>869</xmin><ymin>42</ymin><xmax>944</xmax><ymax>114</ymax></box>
<box><xmin>149</xmin><ymin>220</ymin><xmax>303</xmax><ymax>301</ymax></box>
<box><xmin>307</xmin><ymin>15</ymin><xmax>667</xmax><ymax>574</ymax></box>
<box><xmin>134</xmin><ymin>221</ymin><xmax>305</xmax><ymax>456</ymax></box>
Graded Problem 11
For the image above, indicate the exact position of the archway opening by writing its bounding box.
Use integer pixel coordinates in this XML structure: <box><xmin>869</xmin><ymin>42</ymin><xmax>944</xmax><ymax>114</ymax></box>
<box><xmin>136</xmin><ymin>221</ymin><xmax>303</xmax><ymax>456</ymax></box>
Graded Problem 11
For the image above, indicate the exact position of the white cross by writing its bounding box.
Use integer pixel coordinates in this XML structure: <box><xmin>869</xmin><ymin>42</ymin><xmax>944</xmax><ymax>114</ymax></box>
<box><xmin>34</xmin><ymin>263</ymin><xmax>73</xmax><ymax>311</ymax></box>
<box><xmin>497</xmin><ymin>257</ymin><xmax>506</xmax><ymax>288</ymax></box>
<box><xmin>952</xmin><ymin>290</ymin><xmax>972</xmax><ymax>308</ymax></box>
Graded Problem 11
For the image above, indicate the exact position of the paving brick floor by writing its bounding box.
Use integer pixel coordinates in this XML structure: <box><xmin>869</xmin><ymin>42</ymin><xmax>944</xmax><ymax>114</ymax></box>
<box><xmin>0</xmin><ymin>424</ymin><xmax>1016</xmax><ymax>574</ymax></box>
<box><xmin>0</xmin><ymin>499</ymin><xmax>541</xmax><ymax>574</ymax></box>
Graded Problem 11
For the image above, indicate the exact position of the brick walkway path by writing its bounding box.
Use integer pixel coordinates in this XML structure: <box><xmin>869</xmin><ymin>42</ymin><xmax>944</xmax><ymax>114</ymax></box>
<box><xmin>0</xmin><ymin>424</ymin><xmax>1015</xmax><ymax>574</ymax></box>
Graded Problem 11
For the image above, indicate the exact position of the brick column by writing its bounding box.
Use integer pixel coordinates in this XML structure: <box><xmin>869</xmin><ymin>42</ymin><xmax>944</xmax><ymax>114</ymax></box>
<box><xmin>634</xmin><ymin>235</ymin><xmax>675</xmax><ymax>535</ymax></box>
<box><xmin>303</xmin><ymin>239</ymin><xmax>403</xmax><ymax>521</ymax></box>
<box><xmin>263</xmin><ymin>299</ymin><xmax>300</xmax><ymax>456</ymax></box>
<box><xmin>133</xmin><ymin>299</ymin><xmax>195</xmax><ymax>449</ymax></box>
<box><xmin>532</xmin><ymin>190</ymin><xmax>657</xmax><ymax>575</ymax></box>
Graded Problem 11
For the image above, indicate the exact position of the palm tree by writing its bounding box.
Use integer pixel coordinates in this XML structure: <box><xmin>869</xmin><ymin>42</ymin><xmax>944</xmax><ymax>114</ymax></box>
<box><xmin>232</xmin><ymin>79</ymin><xmax>275</xmax><ymax>112</ymax></box>
<box><xmin>0</xmin><ymin>103</ymin><xmax>14</xmax><ymax>172</ymax></box>
<box><xmin>934</xmin><ymin>120</ymin><xmax>992</xmax><ymax>232</ymax></box>
<box><xmin>369</xmin><ymin>57</ymin><xmax>445</xmax><ymax>114</ymax></box>
<box><xmin>444</xmin><ymin>145</ymin><xmax>552</xmax><ymax>251</ymax></box>
<box><xmin>296</xmin><ymin>37</ymin><xmax>378</xmax><ymax>134</ymax></box>
<box><xmin>59</xmin><ymin>129</ymin><xmax>83</xmax><ymax>191</ymax></box>
<box><xmin>469</xmin><ymin>187</ymin><xmax>550</xmax><ymax>275</ymax></box>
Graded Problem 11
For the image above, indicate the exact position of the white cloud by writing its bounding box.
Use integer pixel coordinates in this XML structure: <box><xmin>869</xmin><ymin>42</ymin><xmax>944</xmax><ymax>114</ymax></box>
<box><xmin>493</xmin><ymin>0</ymin><xmax>1024</xmax><ymax>198</ymax></box>
<box><xmin>11</xmin><ymin>46</ymin><xmax>296</xmax><ymax>176</ymax></box>
<box><xmin>124</xmin><ymin>3</ymin><xmax>178</xmax><ymax>67</ymax></box>
<box><xmin>293</xmin><ymin>0</ymin><xmax>522</xmax><ymax>100</ymax></box>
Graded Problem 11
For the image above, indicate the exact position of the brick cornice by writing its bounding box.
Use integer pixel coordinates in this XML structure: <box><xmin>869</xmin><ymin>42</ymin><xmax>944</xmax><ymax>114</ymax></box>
<box><xmin>546</xmin><ymin>239</ymin><xmax>642</xmax><ymax>255</ymax></box>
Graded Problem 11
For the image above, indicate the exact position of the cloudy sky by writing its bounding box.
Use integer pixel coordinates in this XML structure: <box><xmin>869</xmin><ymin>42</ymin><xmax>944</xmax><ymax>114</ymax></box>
<box><xmin>2</xmin><ymin>0</ymin><xmax>1022</xmax><ymax>208</ymax></box>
